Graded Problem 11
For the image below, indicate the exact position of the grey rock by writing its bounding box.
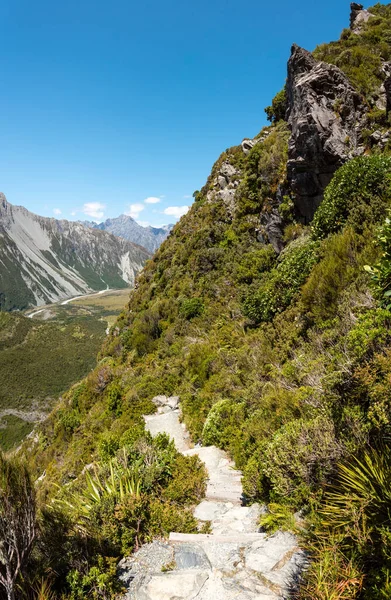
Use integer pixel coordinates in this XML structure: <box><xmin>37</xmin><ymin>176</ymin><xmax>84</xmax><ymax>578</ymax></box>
<box><xmin>151</xmin><ymin>395</ymin><xmax>180</xmax><ymax>410</ymax></box>
<box><xmin>385</xmin><ymin>75</ymin><xmax>391</xmax><ymax>116</ymax></box>
<box><xmin>118</xmin><ymin>541</ymin><xmax>174</xmax><ymax>596</ymax></box>
<box><xmin>137</xmin><ymin>570</ymin><xmax>209</xmax><ymax>600</ymax></box>
<box><xmin>220</xmin><ymin>162</ymin><xmax>238</xmax><ymax>181</ymax></box>
<box><xmin>245</xmin><ymin>531</ymin><xmax>298</xmax><ymax>574</ymax></box>
<box><xmin>260</xmin><ymin>208</ymin><xmax>284</xmax><ymax>253</ymax></box>
<box><xmin>286</xmin><ymin>44</ymin><xmax>366</xmax><ymax>222</ymax></box>
<box><xmin>218</xmin><ymin>175</ymin><xmax>228</xmax><ymax>189</ymax></box>
<box><xmin>241</xmin><ymin>138</ymin><xmax>256</xmax><ymax>154</ymax></box>
<box><xmin>174</xmin><ymin>543</ymin><xmax>212</xmax><ymax>570</ymax></box>
<box><xmin>350</xmin><ymin>3</ymin><xmax>373</xmax><ymax>32</ymax></box>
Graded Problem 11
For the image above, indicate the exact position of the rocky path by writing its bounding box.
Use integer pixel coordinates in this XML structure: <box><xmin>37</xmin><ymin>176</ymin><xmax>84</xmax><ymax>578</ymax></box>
<box><xmin>119</xmin><ymin>397</ymin><xmax>306</xmax><ymax>599</ymax></box>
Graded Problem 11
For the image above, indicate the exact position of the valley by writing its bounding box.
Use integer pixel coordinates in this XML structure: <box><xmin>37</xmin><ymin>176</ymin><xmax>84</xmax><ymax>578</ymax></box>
<box><xmin>0</xmin><ymin>288</ymin><xmax>130</xmax><ymax>451</ymax></box>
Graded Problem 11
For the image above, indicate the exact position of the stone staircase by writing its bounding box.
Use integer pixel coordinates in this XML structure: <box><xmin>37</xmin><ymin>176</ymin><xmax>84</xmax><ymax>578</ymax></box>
<box><xmin>119</xmin><ymin>397</ymin><xmax>306</xmax><ymax>599</ymax></box>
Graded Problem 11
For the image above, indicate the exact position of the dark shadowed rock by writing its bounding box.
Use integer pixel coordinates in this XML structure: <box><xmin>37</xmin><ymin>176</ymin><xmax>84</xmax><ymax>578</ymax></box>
<box><xmin>286</xmin><ymin>44</ymin><xmax>366</xmax><ymax>222</ymax></box>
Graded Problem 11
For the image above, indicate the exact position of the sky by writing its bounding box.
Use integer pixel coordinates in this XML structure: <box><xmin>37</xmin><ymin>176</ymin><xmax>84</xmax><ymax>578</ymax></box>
<box><xmin>0</xmin><ymin>0</ymin><xmax>356</xmax><ymax>227</ymax></box>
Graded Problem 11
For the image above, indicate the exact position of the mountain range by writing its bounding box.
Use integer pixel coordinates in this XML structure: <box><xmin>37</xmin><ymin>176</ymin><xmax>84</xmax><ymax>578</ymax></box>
<box><xmin>0</xmin><ymin>194</ymin><xmax>151</xmax><ymax>311</ymax></box>
<box><xmin>82</xmin><ymin>215</ymin><xmax>174</xmax><ymax>252</ymax></box>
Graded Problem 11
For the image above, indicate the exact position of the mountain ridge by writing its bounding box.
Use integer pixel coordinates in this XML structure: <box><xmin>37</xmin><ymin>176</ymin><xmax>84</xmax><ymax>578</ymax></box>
<box><xmin>82</xmin><ymin>214</ymin><xmax>174</xmax><ymax>252</ymax></box>
<box><xmin>0</xmin><ymin>194</ymin><xmax>151</xmax><ymax>311</ymax></box>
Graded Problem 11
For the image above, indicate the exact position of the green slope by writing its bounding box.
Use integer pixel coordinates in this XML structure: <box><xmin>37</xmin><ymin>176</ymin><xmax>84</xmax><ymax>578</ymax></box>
<box><xmin>18</xmin><ymin>4</ymin><xmax>391</xmax><ymax>598</ymax></box>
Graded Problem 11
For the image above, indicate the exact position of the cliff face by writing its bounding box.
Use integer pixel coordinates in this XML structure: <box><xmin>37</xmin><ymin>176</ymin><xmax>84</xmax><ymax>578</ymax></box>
<box><xmin>286</xmin><ymin>45</ymin><xmax>366</xmax><ymax>222</ymax></box>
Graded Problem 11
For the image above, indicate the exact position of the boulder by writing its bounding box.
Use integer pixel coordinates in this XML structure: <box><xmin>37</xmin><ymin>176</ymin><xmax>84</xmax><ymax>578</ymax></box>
<box><xmin>286</xmin><ymin>44</ymin><xmax>366</xmax><ymax>222</ymax></box>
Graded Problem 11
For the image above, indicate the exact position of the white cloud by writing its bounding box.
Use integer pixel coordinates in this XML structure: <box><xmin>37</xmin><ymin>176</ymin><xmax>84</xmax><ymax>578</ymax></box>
<box><xmin>144</xmin><ymin>196</ymin><xmax>161</xmax><ymax>205</ymax></box>
<box><xmin>183</xmin><ymin>194</ymin><xmax>192</xmax><ymax>199</ymax></box>
<box><xmin>126</xmin><ymin>203</ymin><xmax>145</xmax><ymax>219</ymax></box>
<box><xmin>136</xmin><ymin>220</ymin><xmax>150</xmax><ymax>227</ymax></box>
<box><xmin>70</xmin><ymin>210</ymin><xmax>77</xmax><ymax>216</ymax></box>
<box><xmin>53</xmin><ymin>208</ymin><xmax>62</xmax><ymax>215</ymax></box>
<box><xmin>163</xmin><ymin>205</ymin><xmax>189</xmax><ymax>219</ymax></box>
<box><xmin>83</xmin><ymin>202</ymin><xmax>106</xmax><ymax>220</ymax></box>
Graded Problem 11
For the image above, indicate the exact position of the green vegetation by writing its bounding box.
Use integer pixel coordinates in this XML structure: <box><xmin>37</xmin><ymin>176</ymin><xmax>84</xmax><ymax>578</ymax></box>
<box><xmin>314</xmin><ymin>3</ymin><xmax>391</xmax><ymax>98</ymax></box>
<box><xmin>9</xmin><ymin>5</ymin><xmax>391</xmax><ymax>597</ymax></box>
<box><xmin>264</xmin><ymin>88</ymin><xmax>287</xmax><ymax>123</ymax></box>
<box><xmin>4</xmin><ymin>433</ymin><xmax>206</xmax><ymax>599</ymax></box>
<box><xmin>312</xmin><ymin>155</ymin><xmax>391</xmax><ymax>239</ymax></box>
<box><xmin>0</xmin><ymin>453</ymin><xmax>36</xmax><ymax>600</ymax></box>
<box><xmin>0</xmin><ymin>415</ymin><xmax>33</xmax><ymax>452</ymax></box>
<box><xmin>24</xmin><ymin>152</ymin><xmax>391</xmax><ymax>598</ymax></box>
<box><xmin>0</xmin><ymin>290</ymin><xmax>131</xmax><ymax>451</ymax></box>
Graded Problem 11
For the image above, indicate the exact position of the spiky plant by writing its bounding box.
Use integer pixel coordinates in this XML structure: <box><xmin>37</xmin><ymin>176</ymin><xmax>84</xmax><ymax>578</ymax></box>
<box><xmin>321</xmin><ymin>445</ymin><xmax>391</xmax><ymax>550</ymax></box>
<box><xmin>54</xmin><ymin>456</ymin><xmax>142</xmax><ymax>533</ymax></box>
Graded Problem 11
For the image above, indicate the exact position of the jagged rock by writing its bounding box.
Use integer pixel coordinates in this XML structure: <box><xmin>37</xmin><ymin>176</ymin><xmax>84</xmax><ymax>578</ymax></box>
<box><xmin>370</xmin><ymin>130</ymin><xmax>391</xmax><ymax>149</ymax></box>
<box><xmin>286</xmin><ymin>44</ymin><xmax>366</xmax><ymax>222</ymax></box>
<box><xmin>260</xmin><ymin>208</ymin><xmax>284</xmax><ymax>253</ymax></box>
<box><xmin>151</xmin><ymin>395</ymin><xmax>180</xmax><ymax>410</ymax></box>
<box><xmin>350</xmin><ymin>2</ymin><xmax>373</xmax><ymax>32</ymax></box>
<box><xmin>220</xmin><ymin>162</ymin><xmax>238</xmax><ymax>181</ymax></box>
<box><xmin>241</xmin><ymin>138</ymin><xmax>256</xmax><ymax>154</ymax></box>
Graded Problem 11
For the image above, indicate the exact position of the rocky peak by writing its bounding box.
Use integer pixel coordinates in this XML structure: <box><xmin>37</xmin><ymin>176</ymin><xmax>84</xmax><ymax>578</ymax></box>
<box><xmin>286</xmin><ymin>44</ymin><xmax>366</xmax><ymax>222</ymax></box>
<box><xmin>350</xmin><ymin>2</ymin><xmax>373</xmax><ymax>32</ymax></box>
<box><xmin>0</xmin><ymin>193</ymin><xmax>9</xmax><ymax>214</ymax></box>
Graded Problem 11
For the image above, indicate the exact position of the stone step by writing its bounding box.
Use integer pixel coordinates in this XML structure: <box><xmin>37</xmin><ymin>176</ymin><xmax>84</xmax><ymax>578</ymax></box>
<box><xmin>169</xmin><ymin>532</ymin><xmax>265</xmax><ymax>544</ymax></box>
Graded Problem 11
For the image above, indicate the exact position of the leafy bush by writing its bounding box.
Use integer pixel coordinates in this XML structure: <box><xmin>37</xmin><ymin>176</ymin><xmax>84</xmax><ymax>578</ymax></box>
<box><xmin>312</xmin><ymin>156</ymin><xmax>391</xmax><ymax>239</ymax></box>
<box><xmin>202</xmin><ymin>399</ymin><xmax>246</xmax><ymax>448</ymax></box>
<box><xmin>365</xmin><ymin>211</ymin><xmax>391</xmax><ymax>306</ymax></box>
<box><xmin>265</xmin><ymin>88</ymin><xmax>287</xmax><ymax>123</ymax></box>
<box><xmin>301</xmin><ymin>228</ymin><xmax>362</xmax><ymax>322</ymax></box>
<box><xmin>180</xmin><ymin>297</ymin><xmax>204</xmax><ymax>320</ymax></box>
<box><xmin>243</xmin><ymin>236</ymin><xmax>319</xmax><ymax>323</ymax></box>
<box><xmin>260</xmin><ymin>417</ymin><xmax>341</xmax><ymax>506</ymax></box>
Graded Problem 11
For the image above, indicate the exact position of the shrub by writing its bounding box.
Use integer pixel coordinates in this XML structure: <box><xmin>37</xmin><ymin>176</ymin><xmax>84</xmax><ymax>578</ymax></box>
<box><xmin>365</xmin><ymin>211</ymin><xmax>391</xmax><ymax>306</ymax></box>
<box><xmin>316</xmin><ymin>445</ymin><xmax>391</xmax><ymax>597</ymax></box>
<box><xmin>261</xmin><ymin>417</ymin><xmax>342</xmax><ymax>506</ymax></box>
<box><xmin>235</xmin><ymin>245</ymin><xmax>276</xmax><ymax>284</ymax></box>
<box><xmin>312</xmin><ymin>156</ymin><xmax>391</xmax><ymax>239</ymax></box>
<box><xmin>180</xmin><ymin>297</ymin><xmax>205</xmax><ymax>320</ymax></box>
<box><xmin>243</xmin><ymin>236</ymin><xmax>319</xmax><ymax>323</ymax></box>
<box><xmin>301</xmin><ymin>228</ymin><xmax>361</xmax><ymax>322</ymax></box>
<box><xmin>202</xmin><ymin>399</ymin><xmax>246</xmax><ymax>448</ymax></box>
<box><xmin>0</xmin><ymin>454</ymin><xmax>36</xmax><ymax>600</ymax></box>
<box><xmin>162</xmin><ymin>454</ymin><xmax>207</xmax><ymax>504</ymax></box>
<box><xmin>265</xmin><ymin>88</ymin><xmax>287</xmax><ymax>123</ymax></box>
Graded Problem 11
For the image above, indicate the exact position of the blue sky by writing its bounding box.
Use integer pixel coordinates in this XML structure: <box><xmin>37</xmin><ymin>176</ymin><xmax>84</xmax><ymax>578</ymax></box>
<box><xmin>0</xmin><ymin>0</ymin><xmax>355</xmax><ymax>226</ymax></box>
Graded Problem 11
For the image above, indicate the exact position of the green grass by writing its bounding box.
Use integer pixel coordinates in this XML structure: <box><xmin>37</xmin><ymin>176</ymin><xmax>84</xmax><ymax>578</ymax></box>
<box><xmin>0</xmin><ymin>414</ymin><xmax>33</xmax><ymax>451</ymax></box>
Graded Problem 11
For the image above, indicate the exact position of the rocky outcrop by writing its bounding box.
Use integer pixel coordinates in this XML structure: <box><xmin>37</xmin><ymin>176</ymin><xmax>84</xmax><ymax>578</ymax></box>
<box><xmin>286</xmin><ymin>45</ymin><xmax>366</xmax><ymax>222</ymax></box>
<box><xmin>206</xmin><ymin>160</ymin><xmax>241</xmax><ymax>216</ymax></box>
<box><xmin>350</xmin><ymin>3</ymin><xmax>373</xmax><ymax>32</ymax></box>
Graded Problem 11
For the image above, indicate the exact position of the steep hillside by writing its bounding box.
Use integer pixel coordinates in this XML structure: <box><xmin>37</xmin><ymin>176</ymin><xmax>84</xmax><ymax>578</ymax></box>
<box><xmin>17</xmin><ymin>3</ymin><xmax>391</xmax><ymax>599</ymax></box>
<box><xmin>0</xmin><ymin>195</ymin><xmax>151</xmax><ymax>310</ymax></box>
<box><xmin>89</xmin><ymin>215</ymin><xmax>173</xmax><ymax>252</ymax></box>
